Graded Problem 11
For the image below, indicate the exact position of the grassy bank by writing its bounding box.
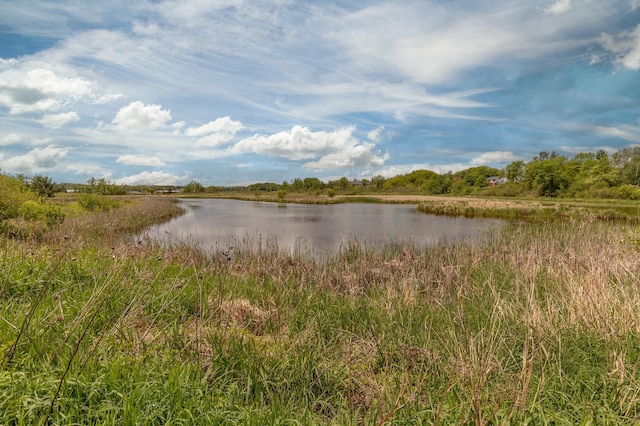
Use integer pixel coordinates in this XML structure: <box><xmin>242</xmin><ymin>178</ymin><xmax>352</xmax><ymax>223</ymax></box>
<box><xmin>2</xmin><ymin>197</ymin><xmax>640</xmax><ymax>424</ymax></box>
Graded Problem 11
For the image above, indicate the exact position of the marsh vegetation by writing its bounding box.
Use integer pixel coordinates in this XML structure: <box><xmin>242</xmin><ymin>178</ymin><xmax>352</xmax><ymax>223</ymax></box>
<box><xmin>2</xmin><ymin>185</ymin><xmax>640</xmax><ymax>424</ymax></box>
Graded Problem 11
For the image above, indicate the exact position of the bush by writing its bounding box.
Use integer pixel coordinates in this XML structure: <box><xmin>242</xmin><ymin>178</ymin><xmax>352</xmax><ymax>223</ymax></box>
<box><xmin>327</xmin><ymin>188</ymin><xmax>336</xmax><ymax>198</ymax></box>
<box><xmin>77</xmin><ymin>194</ymin><xmax>121</xmax><ymax>212</ymax></box>
<box><xmin>44</xmin><ymin>205</ymin><xmax>65</xmax><ymax>226</ymax></box>
<box><xmin>0</xmin><ymin>174</ymin><xmax>36</xmax><ymax>220</ymax></box>
<box><xmin>18</xmin><ymin>200</ymin><xmax>45</xmax><ymax>221</ymax></box>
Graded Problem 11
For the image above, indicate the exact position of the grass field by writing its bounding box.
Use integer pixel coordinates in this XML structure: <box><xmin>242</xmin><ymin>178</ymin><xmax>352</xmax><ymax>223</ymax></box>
<box><xmin>2</xmin><ymin>196</ymin><xmax>640</xmax><ymax>424</ymax></box>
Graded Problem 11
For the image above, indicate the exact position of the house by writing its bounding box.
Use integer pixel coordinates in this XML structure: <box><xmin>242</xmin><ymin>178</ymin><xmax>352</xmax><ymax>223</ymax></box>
<box><xmin>487</xmin><ymin>176</ymin><xmax>507</xmax><ymax>186</ymax></box>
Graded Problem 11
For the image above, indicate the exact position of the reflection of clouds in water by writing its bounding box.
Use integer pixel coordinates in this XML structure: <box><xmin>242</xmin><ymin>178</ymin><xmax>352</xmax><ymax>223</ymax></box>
<box><xmin>143</xmin><ymin>199</ymin><xmax>503</xmax><ymax>258</ymax></box>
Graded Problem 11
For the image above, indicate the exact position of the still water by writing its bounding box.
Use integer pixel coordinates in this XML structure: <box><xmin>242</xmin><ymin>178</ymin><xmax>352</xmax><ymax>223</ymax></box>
<box><xmin>144</xmin><ymin>199</ymin><xmax>503</xmax><ymax>257</ymax></box>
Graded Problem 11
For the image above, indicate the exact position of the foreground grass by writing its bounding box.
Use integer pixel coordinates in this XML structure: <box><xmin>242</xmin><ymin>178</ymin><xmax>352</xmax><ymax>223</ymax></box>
<box><xmin>2</xmin><ymin>198</ymin><xmax>640</xmax><ymax>424</ymax></box>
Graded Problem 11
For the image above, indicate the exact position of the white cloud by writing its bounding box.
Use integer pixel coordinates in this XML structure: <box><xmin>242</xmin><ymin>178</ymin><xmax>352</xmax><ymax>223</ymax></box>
<box><xmin>233</xmin><ymin>125</ymin><xmax>358</xmax><ymax>161</ymax></box>
<box><xmin>232</xmin><ymin>125</ymin><xmax>389</xmax><ymax>170</ymax></box>
<box><xmin>0</xmin><ymin>145</ymin><xmax>69</xmax><ymax>173</ymax></box>
<box><xmin>0</xmin><ymin>133</ymin><xmax>21</xmax><ymax>146</ymax></box>
<box><xmin>600</xmin><ymin>24</ymin><xmax>640</xmax><ymax>70</ymax></box>
<box><xmin>116</xmin><ymin>154</ymin><xmax>165</xmax><ymax>166</ymax></box>
<box><xmin>594</xmin><ymin>125</ymin><xmax>640</xmax><ymax>143</ymax></box>
<box><xmin>0</xmin><ymin>63</ymin><xmax>120</xmax><ymax>115</ymax></box>
<box><xmin>471</xmin><ymin>151</ymin><xmax>519</xmax><ymax>165</ymax></box>
<box><xmin>374</xmin><ymin>163</ymin><xmax>469</xmax><ymax>178</ymax></box>
<box><xmin>114</xmin><ymin>170</ymin><xmax>188</xmax><ymax>186</ymax></box>
<box><xmin>544</xmin><ymin>0</ymin><xmax>572</xmax><ymax>15</ymax></box>
<box><xmin>367</xmin><ymin>126</ymin><xmax>385</xmax><ymax>142</ymax></box>
<box><xmin>185</xmin><ymin>116</ymin><xmax>244</xmax><ymax>136</ymax></box>
<box><xmin>23</xmin><ymin>68</ymin><xmax>92</xmax><ymax>98</ymax></box>
<box><xmin>333</xmin><ymin>3</ymin><xmax>531</xmax><ymax>86</ymax></box>
<box><xmin>112</xmin><ymin>101</ymin><xmax>171</xmax><ymax>132</ymax></box>
<box><xmin>304</xmin><ymin>142</ymin><xmax>389</xmax><ymax>171</ymax></box>
<box><xmin>185</xmin><ymin>116</ymin><xmax>244</xmax><ymax>147</ymax></box>
<box><xmin>39</xmin><ymin>111</ymin><xmax>80</xmax><ymax>129</ymax></box>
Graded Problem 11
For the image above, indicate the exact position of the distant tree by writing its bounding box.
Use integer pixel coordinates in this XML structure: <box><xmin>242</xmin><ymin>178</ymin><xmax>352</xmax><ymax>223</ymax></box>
<box><xmin>303</xmin><ymin>177</ymin><xmax>324</xmax><ymax>190</ymax></box>
<box><xmin>524</xmin><ymin>155</ymin><xmax>572</xmax><ymax>197</ymax></box>
<box><xmin>290</xmin><ymin>178</ymin><xmax>304</xmax><ymax>191</ymax></box>
<box><xmin>370</xmin><ymin>175</ymin><xmax>385</xmax><ymax>190</ymax></box>
<box><xmin>335</xmin><ymin>177</ymin><xmax>351</xmax><ymax>190</ymax></box>
<box><xmin>505</xmin><ymin>161</ymin><xmax>525</xmax><ymax>183</ymax></box>
<box><xmin>29</xmin><ymin>175</ymin><xmax>56</xmax><ymax>199</ymax></box>
<box><xmin>596</xmin><ymin>149</ymin><xmax>608</xmax><ymax>160</ymax></box>
<box><xmin>612</xmin><ymin>147</ymin><xmax>640</xmax><ymax>185</ymax></box>
<box><xmin>183</xmin><ymin>180</ymin><xmax>205</xmax><ymax>193</ymax></box>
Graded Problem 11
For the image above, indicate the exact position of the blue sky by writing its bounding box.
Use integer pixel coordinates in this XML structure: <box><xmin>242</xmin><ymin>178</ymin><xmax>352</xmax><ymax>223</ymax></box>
<box><xmin>0</xmin><ymin>0</ymin><xmax>639</xmax><ymax>186</ymax></box>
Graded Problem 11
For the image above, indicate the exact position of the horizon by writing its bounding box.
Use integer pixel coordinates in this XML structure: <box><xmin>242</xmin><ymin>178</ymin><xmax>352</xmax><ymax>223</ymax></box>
<box><xmin>1</xmin><ymin>1</ymin><xmax>639</xmax><ymax>186</ymax></box>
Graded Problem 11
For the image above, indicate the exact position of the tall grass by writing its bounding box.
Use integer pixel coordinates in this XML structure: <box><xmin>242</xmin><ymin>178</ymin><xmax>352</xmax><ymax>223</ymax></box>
<box><xmin>2</xmin><ymin>197</ymin><xmax>640</xmax><ymax>423</ymax></box>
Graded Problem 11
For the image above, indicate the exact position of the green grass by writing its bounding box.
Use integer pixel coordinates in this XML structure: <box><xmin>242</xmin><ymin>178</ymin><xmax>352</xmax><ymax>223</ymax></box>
<box><xmin>2</xmin><ymin>198</ymin><xmax>640</xmax><ymax>424</ymax></box>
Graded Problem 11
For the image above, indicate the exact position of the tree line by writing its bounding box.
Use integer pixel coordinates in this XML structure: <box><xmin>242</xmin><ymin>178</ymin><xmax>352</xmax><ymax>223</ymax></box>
<box><xmin>5</xmin><ymin>146</ymin><xmax>640</xmax><ymax>202</ymax></box>
<box><xmin>185</xmin><ymin>147</ymin><xmax>640</xmax><ymax>200</ymax></box>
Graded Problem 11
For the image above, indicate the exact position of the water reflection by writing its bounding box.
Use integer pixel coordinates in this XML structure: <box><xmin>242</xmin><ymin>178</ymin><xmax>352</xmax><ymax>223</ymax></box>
<box><xmin>144</xmin><ymin>199</ymin><xmax>503</xmax><ymax>257</ymax></box>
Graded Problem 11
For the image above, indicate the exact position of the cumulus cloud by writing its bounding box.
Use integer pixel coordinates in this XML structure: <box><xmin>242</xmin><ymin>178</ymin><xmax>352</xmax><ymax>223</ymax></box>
<box><xmin>0</xmin><ymin>67</ymin><xmax>94</xmax><ymax>114</ymax></box>
<box><xmin>0</xmin><ymin>133</ymin><xmax>21</xmax><ymax>146</ymax></box>
<box><xmin>112</xmin><ymin>101</ymin><xmax>171</xmax><ymax>132</ymax></box>
<box><xmin>232</xmin><ymin>125</ymin><xmax>389</xmax><ymax>170</ymax></box>
<box><xmin>600</xmin><ymin>24</ymin><xmax>640</xmax><ymax>70</ymax></box>
<box><xmin>304</xmin><ymin>142</ymin><xmax>389</xmax><ymax>171</ymax></box>
<box><xmin>544</xmin><ymin>0</ymin><xmax>572</xmax><ymax>15</ymax></box>
<box><xmin>116</xmin><ymin>154</ymin><xmax>165</xmax><ymax>166</ymax></box>
<box><xmin>0</xmin><ymin>62</ymin><xmax>123</xmax><ymax>116</ymax></box>
<box><xmin>39</xmin><ymin>111</ymin><xmax>80</xmax><ymax>129</ymax></box>
<box><xmin>0</xmin><ymin>145</ymin><xmax>69</xmax><ymax>173</ymax></box>
<box><xmin>233</xmin><ymin>126</ymin><xmax>358</xmax><ymax>161</ymax></box>
<box><xmin>114</xmin><ymin>170</ymin><xmax>187</xmax><ymax>186</ymax></box>
<box><xmin>471</xmin><ymin>151</ymin><xmax>519</xmax><ymax>165</ymax></box>
<box><xmin>185</xmin><ymin>116</ymin><xmax>244</xmax><ymax>147</ymax></box>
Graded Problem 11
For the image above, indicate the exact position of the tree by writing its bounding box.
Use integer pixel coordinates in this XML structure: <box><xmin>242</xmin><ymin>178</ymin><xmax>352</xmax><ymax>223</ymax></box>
<box><xmin>183</xmin><ymin>180</ymin><xmax>205</xmax><ymax>193</ymax></box>
<box><xmin>505</xmin><ymin>161</ymin><xmax>525</xmax><ymax>183</ymax></box>
<box><xmin>303</xmin><ymin>177</ymin><xmax>324</xmax><ymax>190</ymax></box>
<box><xmin>612</xmin><ymin>147</ymin><xmax>640</xmax><ymax>185</ymax></box>
<box><xmin>29</xmin><ymin>175</ymin><xmax>56</xmax><ymax>199</ymax></box>
<box><xmin>524</xmin><ymin>155</ymin><xmax>572</xmax><ymax>197</ymax></box>
<box><xmin>370</xmin><ymin>175</ymin><xmax>385</xmax><ymax>190</ymax></box>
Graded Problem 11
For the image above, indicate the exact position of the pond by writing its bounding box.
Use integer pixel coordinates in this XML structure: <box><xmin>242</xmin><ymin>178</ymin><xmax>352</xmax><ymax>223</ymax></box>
<box><xmin>143</xmin><ymin>199</ymin><xmax>504</xmax><ymax>257</ymax></box>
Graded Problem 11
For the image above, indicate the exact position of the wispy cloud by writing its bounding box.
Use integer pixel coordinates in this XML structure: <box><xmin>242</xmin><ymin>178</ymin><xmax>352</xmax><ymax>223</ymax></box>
<box><xmin>0</xmin><ymin>0</ymin><xmax>637</xmax><ymax>185</ymax></box>
<box><xmin>39</xmin><ymin>111</ymin><xmax>79</xmax><ymax>129</ymax></box>
<box><xmin>116</xmin><ymin>154</ymin><xmax>165</xmax><ymax>167</ymax></box>
<box><xmin>544</xmin><ymin>0</ymin><xmax>572</xmax><ymax>15</ymax></box>
<box><xmin>600</xmin><ymin>24</ymin><xmax>640</xmax><ymax>70</ymax></box>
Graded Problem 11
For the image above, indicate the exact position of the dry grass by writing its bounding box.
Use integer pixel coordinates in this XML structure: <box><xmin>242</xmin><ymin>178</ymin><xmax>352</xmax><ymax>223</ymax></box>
<box><xmin>4</xmin><ymin>196</ymin><xmax>640</xmax><ymax>423</ymax></box>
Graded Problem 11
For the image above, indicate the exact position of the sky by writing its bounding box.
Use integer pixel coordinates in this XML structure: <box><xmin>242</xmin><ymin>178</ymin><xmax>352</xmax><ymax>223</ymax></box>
<box><xmin>0</xmin><ymin>0</ymin><xmax>639</xmax><ymax>186</ymax></box>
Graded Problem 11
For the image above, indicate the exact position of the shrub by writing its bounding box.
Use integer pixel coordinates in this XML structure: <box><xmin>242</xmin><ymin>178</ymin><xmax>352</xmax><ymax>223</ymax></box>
<box><xmin>327</xmin><ymin>188</ymin><xmax>336</xmax><ymax>198</ymax></box>
<box><xmin>77</xmin><ymin>194</ymin><xmax>121</xmax><ymax>211</ymax></box>
<box><xmin>0</xmin><ymin>174</ymin><xmax>36</xmax><ymax>220</ymax></box>
<box><xmin>44</xmin><ymin>205</ymin><xmax>65</xmax><ymax>226</ymax></box>
<box><xmin>18</xmin><ymin>200</ymin><xmax>45</xmax><ymax>221</ymax></box>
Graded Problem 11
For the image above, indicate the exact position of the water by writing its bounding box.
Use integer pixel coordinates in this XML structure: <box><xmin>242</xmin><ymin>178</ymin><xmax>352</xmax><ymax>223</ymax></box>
<box><xmin>144</xmin><ymin>199</ymin><xmax>503</xmax><ymax>257</ymax></box>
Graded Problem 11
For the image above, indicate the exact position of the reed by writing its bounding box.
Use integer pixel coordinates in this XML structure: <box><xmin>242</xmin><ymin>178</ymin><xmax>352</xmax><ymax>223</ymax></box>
<box><xmin>1</xmin><ymin>198</ymin><xmax>640</xmax><ymax>424</ymax></box>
